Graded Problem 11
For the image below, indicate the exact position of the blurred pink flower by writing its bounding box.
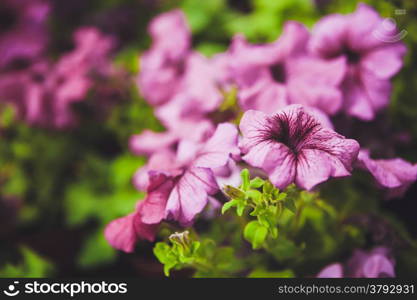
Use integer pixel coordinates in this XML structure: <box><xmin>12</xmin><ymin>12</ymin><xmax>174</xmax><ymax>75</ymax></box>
<box><xmin>104</xmin><ymin>172</ymin><xmax>173</xmax><ymax>253</ymax></box>
<box><xmin>134</xmin><ymin>123</ymin><xmax>239</xmax><ymax>226</ymax></box>
<box><xmin>0</xmin><ymin>0</ymin><xmax>49</xmax><ymax>70</ymax></box>
<box><xmin>137</xmin><ymin>10</ymin><xmax>190</xmax><ymax>106</ymax></box>
<box><xmin>317</xmin><ymin>247</ymin><xmax>395</xmax><ymax>278</ymax></box>
<box><xmin>309</xmin><ymin>3</ymin><xmax>406</xmax><ymax>120</ymax></box>
<box><xmin>228</xmin><ymin>22</ymin><xmax>345</xmax><ymax>114</ymax></box>
<box><xmin>239</xmin><ymin>105</ymin><xmax>359</xmax><ymax>190</ymax></box>
<box><xmin>138</xmin><ymin>10</ymin><xmax>224</xmax><ymax>127</ymax></box>
<box><xmin>357</xmin><ymin>149</ymin><xmax>417</xmax><ymax>198</ymax></box>
<box><xmin>129</xmin><ymin>120</ymin><xmax>214</xmax><ymax>156</ymax></box>
<box><xmin>0</xmin><ymin>27</ymin><xmax>115</xmax><ymax>128</ymax></box>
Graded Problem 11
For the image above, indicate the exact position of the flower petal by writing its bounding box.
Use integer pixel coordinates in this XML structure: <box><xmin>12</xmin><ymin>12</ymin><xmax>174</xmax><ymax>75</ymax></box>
<box><xmin>317</xmin><ymin>263</ymin><xmax>344</xmax><ymax>278</ymax></box>
<box><xmin>165</xmin><ymin>167</ymin><xmax>218</xmax><ymax>225</ymax></box>
<box><xmin>104</xmin><ymin>211</ymin><xmax>157</xmax><ymax>253</ymax></box>
<box><xmin>194</xmin><ymin>123</ymin><xmax>239</xmax><ymax>169</ymax></box>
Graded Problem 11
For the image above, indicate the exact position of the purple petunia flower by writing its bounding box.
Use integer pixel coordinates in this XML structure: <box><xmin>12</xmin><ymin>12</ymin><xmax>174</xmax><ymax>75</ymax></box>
<box><xmin>0</xmin><ymin>27</ymin><xmax>115</xmax><ymax>128</ymax></box>
<box><xmin>317</xmin><ymin>247</ymin><xmax>395</xmax><ymax>278</ymax></box>
<box><xmin>138</xmin><ymin>10</ymin><xmax>224</xmax><ymax>132</ymax></box>
<box><xmin>228</xmin><ymin>22</ymin><xmax>345</xmax><ymax>115</ymax></box>
<box><xmin>106</xmin><ymin>123</ymin><xmax>239</xmax><ymax>252</ymax></box>
<box><xmin>134</xmin><ymin>123</ymin><xmax>239</xmax><ymax>226</ymax></box>
<box><xmin>239</xmin><ymin>105</ymin><xmax>360</xmax><ymax>190</ymax></box>
<box><xmin>129</xmin><ymin>119</ymin><xmax>214</xmax><ymax>157</ymax></box>
<box><xmin>137</xmin><ymin>9</ymin><xmax>190</xmax><ymax>106</ymax></box>
<box><xmin>309</xmin><ymin>3</ymin><xmax>407</xmax><ymax>120</ymax></box>
<box><xmin>0</xmin><ymin>0</ymin><xmax>49</xmax><ymax>71</ymax></box>
<box><xmin>104</xmin><ymin>172</ymin><xmax>173</xmax><ymax>253</ymax></box>
<box><xmin>357</xmin><ymin>149</ymin><xmax>417</xmax><ymax>199</ymax></box>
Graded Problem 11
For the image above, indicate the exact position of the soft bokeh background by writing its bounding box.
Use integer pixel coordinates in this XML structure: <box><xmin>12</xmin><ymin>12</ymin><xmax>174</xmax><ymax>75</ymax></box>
<box><xmin>0</xmin><ymin>0</ymin><xmax>416</xmax><ymax>277</ymax></box>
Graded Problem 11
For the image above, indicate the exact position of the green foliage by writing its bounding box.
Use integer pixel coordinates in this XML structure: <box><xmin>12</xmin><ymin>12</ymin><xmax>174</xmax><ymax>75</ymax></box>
<box><xmin>222</xmin><ymin>169</ymin><xmax>295</xmax><ymax>249</ymax></box>
<box><xmin>224</xmin><ymin>0</ymin><xmax>318</xmax><ymax>43</ymax></box>
<box><xmin>0</xmin><ymin>247</ymin><xmax>54</xmax><ymax>278</ymax></box>
<box><xmin>248</xmin><ymin>268</ymin><xmax>295</xmax><ymax>278</ymax></box>
<box><xmin>77</xmin><ymin>228</ymin><xmax>117</xmax><ymax>268</ymax></box>
<box><xmin>153</xmin><ymin>231</ymin><xmax>242</xmax><ymax>277</ymax></box>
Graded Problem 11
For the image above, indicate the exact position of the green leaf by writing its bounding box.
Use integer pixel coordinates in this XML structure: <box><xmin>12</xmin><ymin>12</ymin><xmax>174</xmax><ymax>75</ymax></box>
<box><xmin>248</xmin><ymin>268</ymin><xmax>295</xmax><ymax>278</ymax></box>
<box><xmin>262</xmin><ymin>181</ymin><xmax>274</xmax><ymax>195</ymax></box>
<box><xmin>269</xmin><ymin>238</ymin><xmax>299</xmax><ymax>261</ymax></box>
<box><xmin>271</xmin><ymin>227</ymin><xmax>279</xmax><ymax>239</ymax></box>
<box><xmin>224</xmin><ymin>185</ymin><xmax>245</xmax><ymax>200</ymax></box>
<box><xmin>284</xmin><ymin>198</ymin><xmax>297</xmax><ymax>214</ymax></box>
<box><xmin>276</xmin><ymin>192</ymin><xmax>287</xmax><ymax>201</ymax></box>
<box><xmin>153</xmin><ymin>243</ymin><xmax>172</xmax><ymax>264</ymax></box>
<box><xmin>222</xmin><ymin>199</ymin><xmax>239</xmax><ymax>214</ymax></box>
<box><xmin>249</xmin><ymin>177</ymin><xmax>264</xmax><ymax>189</ymax></box>
<box><xmin>246</xmin><ymin>189</ymin><xmax>262</xmax><ymax>202</ymax></box>
<box><xmin>237</xmin><ymin>201</ymin><xmax>246</xmax><ymax>216</ymax></box>
<box><xmin>244</xmin><ymin>221</ymin><xmax>268</xmax><ymax>249</ymax></box>
<box><xmin>0</xmin><ymin>247</ymin><xmax>54</xmax><ymax>277</ymax></box>
<box><xmin>77</xmin><ymin>228</ymin><xmax>116</xmax><ymax>268</ymax></box>
<box><xmin>240</xmin><ymin>169</ymin><xmax>250</xmax><ymax>191</ymax></box>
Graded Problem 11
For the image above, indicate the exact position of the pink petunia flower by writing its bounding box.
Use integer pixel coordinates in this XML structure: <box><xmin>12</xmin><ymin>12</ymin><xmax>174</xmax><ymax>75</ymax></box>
<box><xmin>309</xmin><ymin>3</ymin><xmax>407</xmax><ymax>120</ymax></box>
<box><xmin>0</xmin><ymin>27</ymin><xmax>115</xmax><ymax>128</ymax></box>
<box><xmin>357</xmin><ymin>149</ymin><xmax>417</xmax><ymax>199</ymax></box>
<box><xmin>137</xmin><ymin>9</ymin><xmax>190</xmax><ymax>106</ymax></box>
<box><xmin>317</xmin><ymin>247</ymin><xmax>395</xmax><ymax>278</ymax></box>
<box><xmin>138</xmin><ymin>10</ymin><xmax>225</xmax><ymax>130</ymax></box>
<box><xmin>104</xmin><ymin>172</ymin><xmax>173</xmax><ymax>253</ymax></box>
<box><xmin>133</xmin><ymin>123</ymin><xmax>239</xmax><ymax>226</ymax></box>
<box><xmin>239</xmin><ymin>105</ymin><xmax>359</xmax><ymax>190</ymax></box>
<box><xmin>106</xmin><ymin>124</ymin><xmax>239</xmax><ymax>252</ymax></box>
<box><xmin>0</xmin><ymin>0</ymin><xmax>49</xmax><ymax>71</ymax></box>
<box><xmin>228</xmin><ymin>22</ymin><xmax>345</xmax><ymax>115</ymax></box>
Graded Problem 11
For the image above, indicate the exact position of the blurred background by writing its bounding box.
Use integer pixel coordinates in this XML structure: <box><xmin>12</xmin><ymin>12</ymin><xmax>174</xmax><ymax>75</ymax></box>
<box><xmin>0</xmin><ymin>0</ymin><xmax>417</xmax><ymax>278</ymax></box>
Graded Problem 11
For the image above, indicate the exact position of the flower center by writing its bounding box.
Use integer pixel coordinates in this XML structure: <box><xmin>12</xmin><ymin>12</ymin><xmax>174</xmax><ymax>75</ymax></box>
<box><xmin>340</xmin><ymin>45</ymin><xmax>361</xmax><ymax>64</ymax></box>
<box><xmin>270</xmin><ymin>63</ymin><xmax>287</xmax><ymax>83</ymax></box>
<box><xmin>257</xmin><ymin>110</ymin><xmax>321</xmax><ymax>155</ymax></box>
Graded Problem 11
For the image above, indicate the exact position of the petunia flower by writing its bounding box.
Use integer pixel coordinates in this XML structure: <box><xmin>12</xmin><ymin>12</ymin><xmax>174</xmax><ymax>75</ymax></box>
<box><xmin>239</xmin><ymin>105</ymin><xmax>359</xmax><ymax>190</ymax></box>
<box><xmin>129</xmin><ymin>119</ymin><xmax>213</xmax><ymax>157</ymax></box>
<box><xmin>0</xmin><ymin>0</ymin><xmax>49</xmax><ymax>71</ymax></box>
<box><xmin>133</xmin><ymin>123</ymin><xmax>239</xmax><ymax>226</ymax></box>
<box><xmin>137</xmin><ymin>9</ymin><xmax>190</xmax><ymax>106</ymax></box>
<box><xmin>138</xmin><ymin>10</ymin><xmax>226</xmax><ymax>128</ymax></box>
<box><xmin>317</xmin><ymin>247</ymin><xmax>395</xmax><ymax>278</ymax></box>
<box><xmin>357</xmin><ymin>149</ymin><xmax>417</xmax><ymax>199</ymax></box>
<box><xmin>228</xmin><ymin>22</ymin><xmax>345</xmax><ymax>115</ymax></box>
<box><xmin>0</xmin><ymin>27</ymin><xmax>115</xmax><ymax>128</ymax></box>
<box><xmin>309</xmin><ymin>3</ymin><xmax>406</xmax><ymax>120</ymax></box>
<box><xmin>104</xmin><ymin>172</ymin><xmax>173</xmax><ymax>253</ymax></box>
<box><xmin>107</xmin><ymin>124</ymin><xmax>239</xmax><ymax>252</ymax></box>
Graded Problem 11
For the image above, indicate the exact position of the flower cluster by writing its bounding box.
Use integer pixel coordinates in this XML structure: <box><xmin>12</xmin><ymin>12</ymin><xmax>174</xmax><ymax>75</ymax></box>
<box><xmin>0</xmin><ymin>1</ymin><xmax>120</xmax><ymax>128</ymax></box>
<box><xmin>104</xmin><ymin>3</ymin><xmax>417</xmax><ymax>278</ymax></box>
<box><xmin>317</xmin><ymin>247</ymin><xmax>395</xmax><ymax>278</ymax></box>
